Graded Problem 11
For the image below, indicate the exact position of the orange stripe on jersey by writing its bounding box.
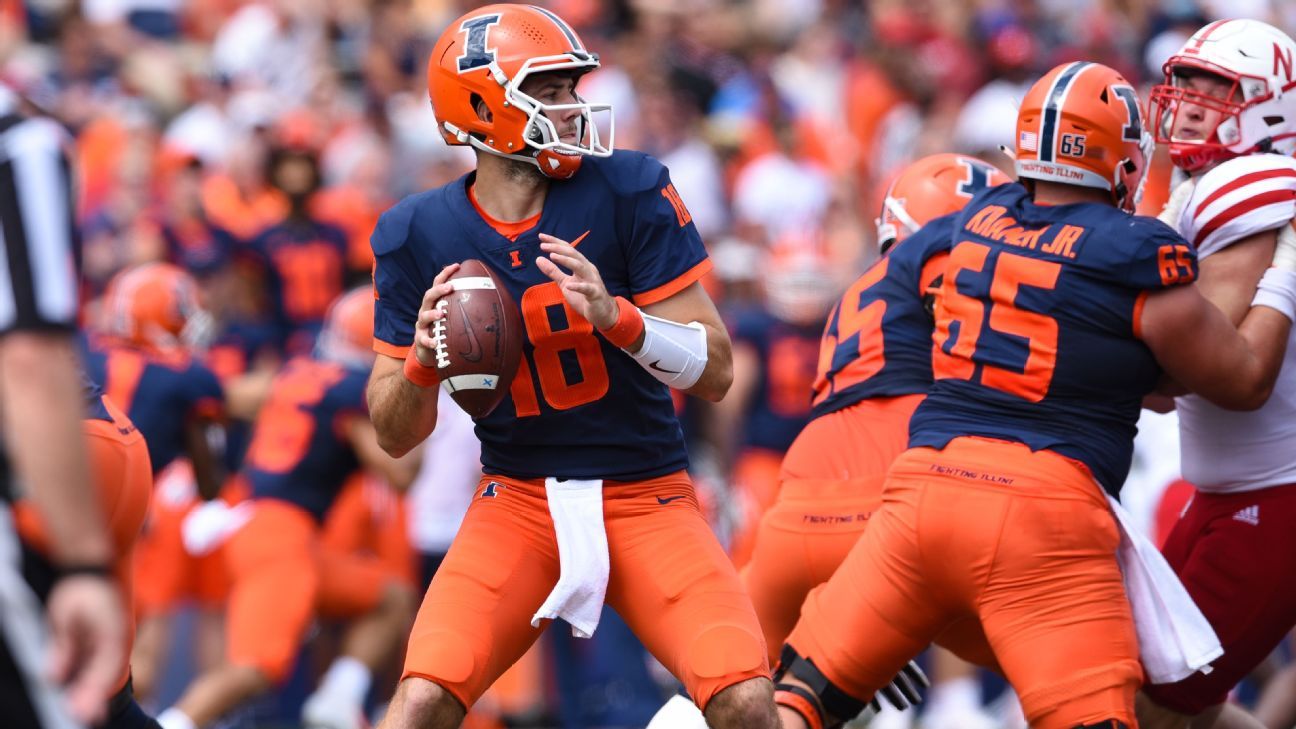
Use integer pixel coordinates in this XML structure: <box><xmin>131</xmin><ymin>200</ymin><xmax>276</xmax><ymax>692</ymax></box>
<box><xmin>632</xmin><ymin>259</ymin><xmax>714</xmax><ymax>306</ymax></box>
<box><xmin>373</xmin><ymin>338</ymin><xmax>411</xmax><ymax>359</ymax></box>
<box><xmin>1131</xmin><ymin>290</ymin><xmax>1148</xmax><ymax>340</ymax></box>
<box><xmin>469</xmin><ymin>184</ymin><xmax>541</xmax><ymax>241</ymax></box>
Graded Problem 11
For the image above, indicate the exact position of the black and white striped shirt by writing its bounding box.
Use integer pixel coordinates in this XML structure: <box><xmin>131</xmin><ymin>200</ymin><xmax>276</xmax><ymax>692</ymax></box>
<box><xmin>0</xmin><ymin>86</ymin><xmax>79</xmax><ymax>336</ymax></box>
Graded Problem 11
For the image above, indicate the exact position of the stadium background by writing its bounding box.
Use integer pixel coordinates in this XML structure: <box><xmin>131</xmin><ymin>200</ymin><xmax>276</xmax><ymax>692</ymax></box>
<box><xmin>4</xmin><ymin>0</ymin><xmax>1295</xmax><ymax>726</ymax></box>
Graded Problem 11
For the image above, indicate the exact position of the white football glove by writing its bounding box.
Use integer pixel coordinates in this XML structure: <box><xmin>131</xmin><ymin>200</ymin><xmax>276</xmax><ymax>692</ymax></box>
<box><xmin>1158</xmin><ymin>179</ymin><xmax>1196</xmax><ymax>228</ymax></box>
<box><xmin>181</xmin><ymin>501</ymin><xmax>253</xmax><ymax>556</ymax></box>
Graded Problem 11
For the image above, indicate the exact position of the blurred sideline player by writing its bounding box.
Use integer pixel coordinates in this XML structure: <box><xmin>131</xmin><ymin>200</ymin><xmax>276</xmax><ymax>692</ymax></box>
<box><xmin>84</xmin><ymin>262</ymin><xmax>229</xmax><ymax>701</ymax></box>
<box><xmin>368</xmin><ymin>4</ymin><xmax>781</xmax><ymax>727</ymax></box>
<box><xmin>717</xmin><ymin>245</ymin><xmax>835</xmax><ymax>568</ymax></box>
<box><xmin>155</xmin><ymin>287</ymin><xmax>419</xmax><ymax>729</ymax></box>
<box><xmin>774</xmin><ymin>60</ymin><xmax>1296</xmax><ymax>729</ymax></box>
<box><xmin>1139</xmin><ymin>18</ymin><xmax>1296</xmax><ymax>729</ymax></box>
<box><xmin>14</xmin><ymin>376</ymin><xmax>156</xmax><ymax>728</ymax></box>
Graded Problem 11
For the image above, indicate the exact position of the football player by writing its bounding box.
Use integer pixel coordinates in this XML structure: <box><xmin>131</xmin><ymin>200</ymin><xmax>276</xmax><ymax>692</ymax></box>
<box><xmin>368</xmin><ymin>4</ymin><xmax>780</xmax><ymax>727</ymax></box>
<box><xmin>155</xmin><ymin>287</ymin><xmax>420</xmax><ymax>729</ymax></box>
<box><xmin>1140</xmin><ymin>18</ymin><xmax>1296</xmax><ymax>729</ymax></box>
<box><xmin>774</xmin><ymin>61</ymin><xmax>1296</xmax><ymax>729</ymax></box>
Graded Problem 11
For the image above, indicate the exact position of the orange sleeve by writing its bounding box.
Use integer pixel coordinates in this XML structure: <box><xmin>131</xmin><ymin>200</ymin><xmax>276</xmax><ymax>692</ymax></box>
<box><xmin>373</xmin><ymin>338</ymin><xmax>411</xmax><ymax>359</ymax></box>
<box><xmin>1131</xmin><ymin>290</ymin><xmax>1149</xmax><ymax>340</ymax></box>
<box><xmin>632</xmin><ymin>259</ymin><xmax>714</xmax><ymax>307</ymax></box>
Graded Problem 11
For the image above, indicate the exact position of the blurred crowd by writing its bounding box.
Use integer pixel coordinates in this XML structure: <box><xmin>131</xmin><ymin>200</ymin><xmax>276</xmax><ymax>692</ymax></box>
<box><xmin>6</xmin><ymin>0</ymin><xmax>1296</xmax><ymax>726</ymax></box>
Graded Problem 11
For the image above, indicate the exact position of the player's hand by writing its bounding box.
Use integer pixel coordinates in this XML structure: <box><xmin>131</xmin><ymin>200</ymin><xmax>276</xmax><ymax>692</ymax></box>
<box><xmin>414</xmin><ymin>263</ymin><xmax>461</xmax><ymax>366</ymax></box>
<box><xmin>46</xmin><ymin>573</ymin><xmax>126</xmax><ymax>725</ymax></box>
<box><xmin>181</xmin><ymin>500</ymin><xmax>253</xmax><ymax>556</ymax></box>
<box><xmin>537</xmin><ymin>233</ymin><xmax>618</xmax><ymax>330</ymax></box>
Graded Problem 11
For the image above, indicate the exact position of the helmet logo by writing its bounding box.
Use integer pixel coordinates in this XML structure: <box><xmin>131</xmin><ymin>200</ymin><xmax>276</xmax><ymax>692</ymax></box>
<box><xmin>457</xmin><ymin>14</ymin><xmax>501</xmax><ymax>73</ymax></box>
<box><xmin>1276</xmin><ymin>42</ymin><xmax>1294</xmax><ymax>82</ymax></box>
<box><xmin>956</xmin><ymin>159</ymin><xmax>995</xmax><ymax>198</ymax></box>
<box><xmin>1112</xmin><ymin>85</ymin><xmax>1143</xmax><ymax>142</ymax></box>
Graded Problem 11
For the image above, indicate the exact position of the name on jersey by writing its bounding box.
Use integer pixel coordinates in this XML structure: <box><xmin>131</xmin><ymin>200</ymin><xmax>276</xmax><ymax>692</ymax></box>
<box><xmin>964</xmin><ymin>205</ymin><xmax>1085</xmax><ymax>260</ymax></box>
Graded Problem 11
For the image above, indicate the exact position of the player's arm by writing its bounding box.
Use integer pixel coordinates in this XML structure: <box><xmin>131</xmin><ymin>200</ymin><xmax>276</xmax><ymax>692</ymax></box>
<box><xmin>0</xmin><ymin>333</ymin><xmax>111</xmax><ymax>566</ymax></box>
<box><xmin>1141</xmin><ymin>275</ymin><xmax>1293</xmax><ymax>411</ymax></box>
<box><xmin>344</xmin><ymin>415</ymin><xmax>422</xmax><ymax>492</ymax></box>
<box><xmin>639</xmin><ymin>282</ymin><xmax>734</xmax><ymax>402</ymax></box>
<box><xmin>707</xmin><ymin>336</ymin><xmax>757</xmax><ymax>466</ymax></box>
<box><xmin>368</xmin><ymin>264</ymin><xmax>459</xmax><ymax>457</ymax></box>
<box><xmin>184</xmin><ymin>415</ymin><xmax>226</xmax><ymax>501</ymax></box>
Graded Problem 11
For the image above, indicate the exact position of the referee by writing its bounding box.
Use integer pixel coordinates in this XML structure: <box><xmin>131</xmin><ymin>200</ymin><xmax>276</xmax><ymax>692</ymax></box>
<box><xmin>0</xmin><ymin>82</ymin><xmax>126</xmax><ymax>727</ymax></box>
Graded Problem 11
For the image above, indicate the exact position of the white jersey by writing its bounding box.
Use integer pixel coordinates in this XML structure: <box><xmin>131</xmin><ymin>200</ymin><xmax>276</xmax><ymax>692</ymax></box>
<box><xmin>1173</xmin><ymin>154</ymin><xmax>1296</xmax><ymax>493</ymax></box>
<box><xmin>406</xmin><ymin>390</ymin><xmax>482</xmax><ymax>554</ymax></box>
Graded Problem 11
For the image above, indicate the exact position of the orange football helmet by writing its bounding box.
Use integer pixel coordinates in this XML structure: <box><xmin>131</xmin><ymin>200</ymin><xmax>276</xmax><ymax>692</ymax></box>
<box><xmin>317</xmin><ymin>286</ymin><xmax>375</xmax><ymax>370</ymax></box>
<box><xmin>877</xmin><ymin>153</ymin><xmax>1011</xmax><ymax>254</ymax></box>
<box><xmin>427</xmin><ymin>4</ymin><xmax>612</xmax><ymax>179</ymax></box>
<box><xmin>1014</xmin><ymin>61</ymin><xmax>1153</xmax><ymax>213</ymax></box>
<box><xmin>101</xmin><ymin>262</ymin><xmax>214</xmax><ymax>353</ymax></box>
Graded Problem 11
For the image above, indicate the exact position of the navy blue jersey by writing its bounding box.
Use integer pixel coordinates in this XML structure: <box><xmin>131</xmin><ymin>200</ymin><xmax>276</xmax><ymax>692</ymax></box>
<box><xmin>909</xmin><ymin>184</ymin><xmax>1197</xmax><ymax>494</ymax></box>
<box><xmin>732</xmin><ymin>307</ymin><xmax>821</xmax><ymax>452</ymax></box>
<box><xmin>246</xmin><ymin>219</ymin><xmax>350</xmax><ymax>351</ymax></box>
<box><xmin>811</xmin><ymin>214</ymin><xmax>956</xmax><ymax>419</ymax></box>
<box><xmin>372</xmin><ymin>151</ymin><xmax>710</xmax><ymax>481</ymax></box>
<box><xmin>80</xmin><ymin>371</ymin><xmax>112</xmax><ymax>423</ymax></box>
<box><xmin>242</xmin><ymin>357</ymin><xmax>368</xmax><ymax>522</ymax></box>
<box><xmin>84</xmin><ymin>339</ymin><xmax>225</xmax><ymax>475</ymax></box>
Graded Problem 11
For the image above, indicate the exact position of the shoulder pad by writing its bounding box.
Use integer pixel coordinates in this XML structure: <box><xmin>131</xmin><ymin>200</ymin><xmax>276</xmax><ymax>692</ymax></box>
<box><xmin>371</xmin><ymin>190</ymin><xmax>436</xmax><ymax>256</ymax></box>
<box><xmin>585</xmin><ymin>150</ymin><xmax>666</xmax><ymax>196</ymax></box>
<box><xmin>1181</xmin><ymin>154</ymin><xmax>1296</xmax><ymax>258</ymax></box>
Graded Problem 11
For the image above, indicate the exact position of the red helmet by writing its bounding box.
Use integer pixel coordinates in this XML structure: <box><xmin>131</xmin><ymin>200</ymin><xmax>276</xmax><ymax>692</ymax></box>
<box><xmin>101</xmin><ymin>263</ymin><xmax>214</xmax><ymax>353</ymax></box>
<box><xmin>1015</xmin><ymin>61</ymin><xmax>1152</xmax><ymax>213</ymax></box>
<box><xmin>427</xmin><ymin>4</ymin><xmax>612</xmax><ymax>179</ymax></box>
<box><xmin>877</xmin><ymin>153</ymin><xmax>1011</xmax><ymax>254</ymax></box>
<box><xmin>317</xmin><ymin>286</ymin><xmax>375</xmax><ymax>370</ymax></box>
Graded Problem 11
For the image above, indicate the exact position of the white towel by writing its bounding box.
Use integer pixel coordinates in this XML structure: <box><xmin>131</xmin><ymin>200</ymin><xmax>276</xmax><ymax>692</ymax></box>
<box><xmin>531</xmin><ymin>478</ymin><xmax>609</xmax><ymax>638</ymax></box>
<box><xmin>1106</xmin><ymin>494</ymin><xmax>1223</xmax><ymax>683</ymax></box>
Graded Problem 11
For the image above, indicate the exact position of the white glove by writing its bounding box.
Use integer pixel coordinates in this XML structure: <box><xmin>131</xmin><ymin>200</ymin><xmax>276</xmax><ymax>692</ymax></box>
<box><xmin>1158</xmin><ymin>179</ymin><xmax>1196</xmax><ymax>228</ymax></box>
<box><xmin>181</xmin><ymin>501</ymin><xmax>253</xmax><ymax>556</ymax></box>
<box><xmin>1274</xmin><ymin>221</ymin><xmax>1296</xmax><ymax>271</ymax></box>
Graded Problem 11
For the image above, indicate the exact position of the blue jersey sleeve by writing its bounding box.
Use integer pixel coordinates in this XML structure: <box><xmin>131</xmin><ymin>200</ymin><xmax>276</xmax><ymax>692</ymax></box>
<box><xmin>184</xmin><ymin>361</ymin><xmax>226</xmax><ymax>420</ymax></box>
<box><xmin>370</xmin><ymin>198</ymin><xmax>435</xmax><ymax>357</ymax></box>
<box><xmin>1120</xmin><ymin>217</ymin><xmax>1199</xmax><ymax>291</ymax></box>
<box><xmin>624</xmin><ymin>160</ymin><xmax>711</xmax><ymax>305</ymax></box>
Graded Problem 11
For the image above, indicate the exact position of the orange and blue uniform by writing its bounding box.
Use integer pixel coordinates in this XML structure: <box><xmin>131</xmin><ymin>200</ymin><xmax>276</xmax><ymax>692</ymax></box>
<box><xmin>740</xmin><ymin>213</ymin><xmax>954</xmax><ymax>662</ymax></box>
<box><xmin>82</xmin><ymin>338</ymin><xmax>227</xmax><ymax>614</ymax></box>
<box><xmin>224</xmin><ymin>356</ymin><xmax>406</xmax><ymax>682</ymax></box>
<box><xmin>372</xmin><ymin>150</ymin><xmax>768</xmax><ymax>711</ymax></box>
<box><xmin>784</xmin><ymin>182</ymin><xmax>1198</xmax><ymax>729</ymax></box>
<box><xmin>245</xmin><ymin>219</ymin><xmax>350</xmax><ymax>355</ymax></box>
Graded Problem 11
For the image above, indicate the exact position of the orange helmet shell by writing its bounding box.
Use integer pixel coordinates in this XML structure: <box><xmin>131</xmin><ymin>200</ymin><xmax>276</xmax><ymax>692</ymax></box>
<box><xmin>1014</xmin><ymin>61</ymin><xmax>1152</xmax><ymax>213</ymax></box>
<box><xmin>101</xmin><ymin>263</ymin><xmax>212</xmax><ymax>353</ymax></box>
<box><xmin>427</xmin><ymin>4</ymin><xmax>612</xmax><ymax>179</ymax></box>
<box><xmin>317</xmin><ymin>286</ymin><xmax>375</xmax><ymax>369</ymax></box>
<box><xmin>878</xmin><ymin>153</ymin><xmax>1011</xmax><ymax>254</ymax></box>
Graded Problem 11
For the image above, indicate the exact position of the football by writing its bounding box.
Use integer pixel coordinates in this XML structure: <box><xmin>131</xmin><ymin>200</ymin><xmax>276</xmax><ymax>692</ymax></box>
<box><xmin>434</xmin><ymin>259</ymin><xmax>523</xmax><ymax>418</ymax></box>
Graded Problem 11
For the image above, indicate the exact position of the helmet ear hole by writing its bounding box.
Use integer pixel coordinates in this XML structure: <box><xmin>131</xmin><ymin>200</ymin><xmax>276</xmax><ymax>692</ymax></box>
<box><xmin>471</xmin><ymin>93</ymin><xmax>492</xmax><ymax>123</ymax></box>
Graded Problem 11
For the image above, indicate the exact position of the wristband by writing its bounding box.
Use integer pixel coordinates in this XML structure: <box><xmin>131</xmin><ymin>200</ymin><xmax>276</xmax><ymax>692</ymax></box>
<box><xmin>1252</xmin><ymin>267</ymin><xmax>1296</xmax><ymax>322</ymax></box>
<box><xmin>403</xmin><ymin>347</ymin><xmax>441</xmax><ymax>388</ymax></box>
<box><xmin>56</xmin><ymin>563</ymin><xmax>113</xmax><ymax>580</ymax></box>
<box><xmin>598</xmin><ymin>297</ymin><xmax>645</xmax><ymax>349</ymax></box>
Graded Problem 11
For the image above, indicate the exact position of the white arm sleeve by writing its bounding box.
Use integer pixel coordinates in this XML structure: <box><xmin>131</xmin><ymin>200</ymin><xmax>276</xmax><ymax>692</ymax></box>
<box><xmin>627</xmin><ymin>313</ymin><xmax>708</xmax><ymax>390</ymax></box>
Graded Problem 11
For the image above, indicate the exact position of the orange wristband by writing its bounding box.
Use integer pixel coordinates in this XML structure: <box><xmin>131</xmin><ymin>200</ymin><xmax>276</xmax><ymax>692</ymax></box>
<box><xmin>403</xmin><ymin>348</ymin><xmax>441</xmax><ymax>388</ymax></box>
<box><xmin>599</xmin><ymin>296</ymin><xmax>645</xmax><ymax>349</ymax></box>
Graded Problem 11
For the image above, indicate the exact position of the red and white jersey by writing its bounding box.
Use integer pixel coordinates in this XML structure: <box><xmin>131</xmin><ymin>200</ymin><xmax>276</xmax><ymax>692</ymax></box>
<box><xmin>1172</xmin><ymin>153</ymin><xmax>1296</xmax><ymax>494</ymax></box>
<box><xmin>1173</xmin><ymin>153</ymin><xmax>1296</xmax><ymax>257</ymax></box>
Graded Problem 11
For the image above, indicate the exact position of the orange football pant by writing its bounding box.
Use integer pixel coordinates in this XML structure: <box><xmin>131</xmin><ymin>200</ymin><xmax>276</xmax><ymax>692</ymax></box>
<box><xmin>225</xmin><ymin>497</ymin><xmax>401</xmax><ymax>682</ymax></box>
<box><xmin>322</xmin><ymin>474</ymin><xmax>416</xmax><ymax>589</ymax></box>
<box><xmin>402</xmin><ymin>471</ymin><xmax>768</xmax><ymax>711</ymax></box>
<box><xmin>740</xmin><ymin>395</ymin><xmax>921</xmax><ymax>662</ymax></box>
<box><xmin>14</xmin><ymin>397</ymin><xmax>153</xmax><ymax>690</ymax></box>
<box><xmin>785</xmin><ymin>437</ymin><xmax>1141</xmax><ymax>729</ymax></box>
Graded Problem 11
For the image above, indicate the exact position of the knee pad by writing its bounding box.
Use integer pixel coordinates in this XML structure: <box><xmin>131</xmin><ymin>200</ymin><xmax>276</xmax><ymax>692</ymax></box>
<box><xmin>773</xmin><ymin>644</ymin><xmax>870</xmax><ymax>724</ymax></box>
